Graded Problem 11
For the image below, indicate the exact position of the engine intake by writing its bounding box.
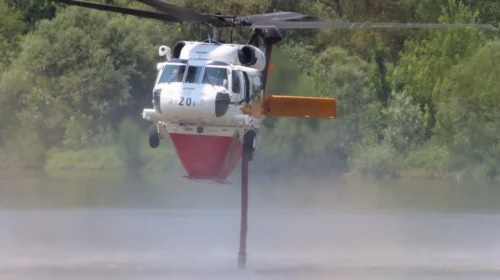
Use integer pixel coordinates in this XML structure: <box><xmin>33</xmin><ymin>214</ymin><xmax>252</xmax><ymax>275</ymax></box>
<box><xmin>238</xmin><ymin>46</ymin><xmax>256</xmax><ymax>66</ymax></box>
<box><xmin>237</xmin><ymin>45</ymin><xmax>266</xmax><ymax>71</ymax></box>
<box><xmin>172</xmin><ymin>41</ymin><xmax>186</xmax><ymax>59</ymax></box>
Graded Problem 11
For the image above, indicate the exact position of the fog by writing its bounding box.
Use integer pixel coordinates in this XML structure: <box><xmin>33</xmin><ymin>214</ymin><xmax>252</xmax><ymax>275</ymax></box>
<box><xmin>0</xmin><ymin>170</ymin><xmax>499</xmax><ymax>279</ymax></box>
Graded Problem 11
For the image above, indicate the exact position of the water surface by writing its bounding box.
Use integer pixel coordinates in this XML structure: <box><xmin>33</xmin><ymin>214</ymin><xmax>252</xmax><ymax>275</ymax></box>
<box><xmin>0</xmin><ymin>170</ymin><xmax>499</xmax><ymax>279</ymax></box>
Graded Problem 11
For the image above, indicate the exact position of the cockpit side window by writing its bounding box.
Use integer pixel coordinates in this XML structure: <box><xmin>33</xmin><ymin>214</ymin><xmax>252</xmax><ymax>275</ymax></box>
<box><xmin>185</xmin><ymin>66</ymin><xmax>203</xmax><ymax>84</ymax></box>
<box><xmin>232</xmin><ymin>70</ymin><xmax>241</xmax><ymax>94</ymax></box>
<box><xmin>157</xmin><ymin>64</ymin><xmax>186</xmax><ymax>84</ymax></box>
<box><xmin>202</xmin><ymin>66</ymin><xmax>229</xmax><ymax>89</ymax></box>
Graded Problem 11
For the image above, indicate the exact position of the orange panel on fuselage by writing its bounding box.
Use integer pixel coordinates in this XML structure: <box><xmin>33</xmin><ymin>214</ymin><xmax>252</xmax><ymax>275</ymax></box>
<box><xmin>169</xmin><ymin>133</ymin><xmax>243</xmax><ymax>182</ymax></box>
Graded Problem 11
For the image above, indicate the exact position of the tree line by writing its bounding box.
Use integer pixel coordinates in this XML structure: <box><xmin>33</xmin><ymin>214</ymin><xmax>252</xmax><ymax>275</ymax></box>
<box><xmin>0</xmin><ymin>0</ymin><xmax>499</xmax><ymax>181</ymax></box>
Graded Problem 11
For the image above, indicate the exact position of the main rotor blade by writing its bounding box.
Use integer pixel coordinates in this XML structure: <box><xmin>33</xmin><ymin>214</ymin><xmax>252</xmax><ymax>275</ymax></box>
<box><xmin>135</xmin><ymin>0</ymin><xmax>211</xmax><ymax>24</ymax></box>
<box><xmin>238</xmin><ymin>12</ymin><xmax>309</xmax><ymax>22</ymax></box>
<box><xmin>252</xmin><ymin>21</ymin><xmax>499</xmax><ymax>32</ymax></box>
<box><xmin>53</xmin><ymin>0</ymin><xmax>182</xmax><ymax>22</ymax></box>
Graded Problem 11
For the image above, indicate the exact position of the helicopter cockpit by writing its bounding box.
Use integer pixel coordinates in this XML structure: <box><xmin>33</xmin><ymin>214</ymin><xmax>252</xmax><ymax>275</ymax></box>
<box><xmin>155</xmin><ymin>59</ymin><xmax>230</xmax><ymax>90</ymax></box>
<box><xmin>154</xmin><ymin>59</ymin><xmax>263</xmax><ymax>107</ymax></box>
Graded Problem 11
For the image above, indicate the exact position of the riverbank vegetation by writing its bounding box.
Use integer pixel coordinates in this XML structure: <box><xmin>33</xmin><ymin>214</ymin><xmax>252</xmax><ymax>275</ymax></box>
<box><xmin>0</xmin><ymin>0</ymin><xmax>499</xmax><ymax>181</ymax></box>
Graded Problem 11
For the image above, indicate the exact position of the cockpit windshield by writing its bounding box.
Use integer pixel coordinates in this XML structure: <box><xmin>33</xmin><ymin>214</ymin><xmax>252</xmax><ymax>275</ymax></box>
<box><xmin>202</xmin><ymin>66</ymin><xmax>229</xmax><ymax>89</ymax></box>
<box><xmin>157</xmin><ymin>64</ymin><xmax>186</xmax><ymax>84</ymax></box>
<box><xmin>156</xmin><ymin>63</ymin><xmax>231</xmax><ymax>89</ymax></box>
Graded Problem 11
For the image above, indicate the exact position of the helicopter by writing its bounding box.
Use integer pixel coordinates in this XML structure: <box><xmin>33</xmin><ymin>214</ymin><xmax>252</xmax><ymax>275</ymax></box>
<box><xmin>51</xmin><ymin>0</ymin><xmax>498</xmax><ymax>269</ymax></box>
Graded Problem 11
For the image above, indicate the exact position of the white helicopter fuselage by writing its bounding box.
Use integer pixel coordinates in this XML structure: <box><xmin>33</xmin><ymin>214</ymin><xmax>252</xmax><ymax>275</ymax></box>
<box><xmin>142</xmin><ymin>41</ymin><xmax>265</xmax><ymax>137</ymax></box>
<box><xmin>141</xmin><ymin>41</ymin><xmax>267</xmax><ymax>182</ymax></box>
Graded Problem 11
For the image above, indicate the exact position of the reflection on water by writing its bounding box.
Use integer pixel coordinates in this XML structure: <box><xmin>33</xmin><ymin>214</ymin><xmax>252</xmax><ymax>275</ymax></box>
<box><xmin>0</xmin><ymin>169</ymin><xmax>499</xmax><ymax>279</ymax></box>
<box><xmin>0</xmin><ymin>169</ymin><xmax>499</xmax><ymax>211</ymax></box>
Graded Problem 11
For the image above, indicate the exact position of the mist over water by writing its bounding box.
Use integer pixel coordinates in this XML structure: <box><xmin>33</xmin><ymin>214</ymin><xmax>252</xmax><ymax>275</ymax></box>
<box><xmin>0</xmin><ymin>169</ymin><xmax>499</xmax><ymax>280</ymax></box>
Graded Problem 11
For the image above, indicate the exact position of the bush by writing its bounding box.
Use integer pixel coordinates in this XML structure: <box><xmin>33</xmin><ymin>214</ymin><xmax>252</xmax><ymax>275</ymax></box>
<box><xmin>116</xmin><ymin>118</ymin><xmax>144</xmax><ymax>170</ymax></box>
<box><xmin>348</xmin><ymin>142</ymin><xmax>403</xmax><ymax>179</ymax></box>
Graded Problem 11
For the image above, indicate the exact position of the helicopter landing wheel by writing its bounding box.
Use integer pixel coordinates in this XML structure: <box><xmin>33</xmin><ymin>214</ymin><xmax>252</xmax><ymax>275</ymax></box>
<box><xmin>243</xmin><ymin>130</ymin><xmax>256</xmax><ymax>161</ymax></box>
<box><xmin>149</xmin><ymin>123</ymin><xmax>160</xmax><ymax>148</ymax></box>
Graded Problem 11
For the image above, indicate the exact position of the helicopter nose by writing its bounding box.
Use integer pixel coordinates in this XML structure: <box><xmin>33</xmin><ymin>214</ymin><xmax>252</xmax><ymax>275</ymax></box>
<box><xmin>155</xmin><ymin>88</ymin><xmax>233</xmax><ymax>122</ymax></box>
<box><xmin>167</xmin><ymin>91</ymin><xmax>231</xmax><ymax>118</ymax></box>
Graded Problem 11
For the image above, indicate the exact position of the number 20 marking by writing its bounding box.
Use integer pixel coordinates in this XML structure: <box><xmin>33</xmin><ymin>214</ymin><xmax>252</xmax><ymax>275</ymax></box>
<box><xmin>179</xmin><ymin>97</ymin><xmax>192</xmax><ymax>106</ymax></box>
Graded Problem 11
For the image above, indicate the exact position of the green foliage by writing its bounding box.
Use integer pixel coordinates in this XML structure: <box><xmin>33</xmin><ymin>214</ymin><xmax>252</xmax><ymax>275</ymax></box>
<box><xmin>46</xmin><ymin>146</ymin><xmax>122</xmax><ymax>170</ymax></box>
<box><xmin>404</xmin><ymin>141</ymin><xmax>450</xmax><ymax>174</ymax></box>
<box><xmin>367</xmin><ymin>34</ymin><xmax>392</xmax><ymax>106</ymax></box>
<box><xmin>116</xmin><ymin>118</ymin><xmax>144</xmax><ymax>170</ymax></box>
<box><xmin>0</xmin><ymin>1</ymin><xmax>25</xmax><ymax>71</ymax></box>
<box><xmin>274</xmin><ymin>45</ymin><xmax>385</xmax><ymax>170</ymax></box>
<box><xmin>433</xmin><ymin>40</ymin><xmax>500</xmax><ymax>180</ymax></box>
<box><xmin>3</xmin><ymin>0</ymin><xmax>57</xmax><ymax>30</ymax></box>
<box><xmin>391</xmin><ymin>0</ymin><xmax>488</xmax><ymax>136</ymax></box>
<box><xmin>62</xmin><ymin>114</ymin><xmax>93</xmax><ymax>149</ymax></box>
<box><xmin>382</xmin><ymin>91</ymin><xmax>426</xmax><ymax>155</ymax></box>
<box><xmin>0</xmin><ymin>0</ymin><xmax>498</xmax><ymax>182</ymax></box>
<box><xmin>349</xmin><ymin>140</ymin><xmax>403</xmax><ymax>179</ymax></box>
<box><xmin>266</xmin><ymin>47</ymin><xmax>315</xmax><ymax>96</ymax></box>
<box><xmin>0</xmin><ymin>7</ymin><xmax>169</xmax><ymax>151</ymax></box>
<box><xmin>5</xmin><ymin>126</ymin><xmax>47</xmax><ymax>168</ymax></box>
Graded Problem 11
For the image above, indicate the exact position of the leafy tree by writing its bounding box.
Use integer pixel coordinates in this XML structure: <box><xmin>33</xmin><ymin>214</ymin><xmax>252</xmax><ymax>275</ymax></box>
<box><xmin>3</xmin><ymin>0</ymin><xmax>57</xmax><ymax>31</ymax></box>
<box><xmin>0</xmin><ymin>1</ymin><xmax>25</xmax><ymax>71</ymax></box>
<box><xmin>0</xmin><ymin>0</ymin><xmax>499</xmax><ymax>180</ymax></box>
<box><xmin>266</xmin><ymin>44</ymin><xmax>383</xmax><ymax>171</ymax></box>
<box><xmin>0</xmin><ymin>7</ymin><xmax>172</xmax><ymax>165</ymax></box>
<box><xmin>466</xmin><ymin>0</ymin><xmax>500</xmax><ymax>25</ymax></box>
<box><xmin>391</xmin><ymin>0</ymin><xmax>488</xmax><ymax>137</ymax></box>
<box><xmin>382</xmin><ymin>91</ymin><xmax>426</xmax><ymax>155</ymax></box>
<box><xmin>434</xmin><ymin>40</ymin><xmax>500</xmax><ymax>179</ymax></box>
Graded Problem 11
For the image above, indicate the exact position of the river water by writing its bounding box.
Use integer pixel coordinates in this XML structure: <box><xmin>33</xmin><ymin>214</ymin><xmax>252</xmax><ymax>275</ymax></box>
<box><xmin>0</xmin><ymin>169</ymin><xmax>499</xmax><ymax>279</ymax></box>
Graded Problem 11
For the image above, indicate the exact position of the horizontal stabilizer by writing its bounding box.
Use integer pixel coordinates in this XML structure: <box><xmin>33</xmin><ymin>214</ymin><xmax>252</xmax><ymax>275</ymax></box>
<box><xmin>262</xmin><ymin>95</ymin><xmax>336</xmax><ymax>118</ymax></box>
